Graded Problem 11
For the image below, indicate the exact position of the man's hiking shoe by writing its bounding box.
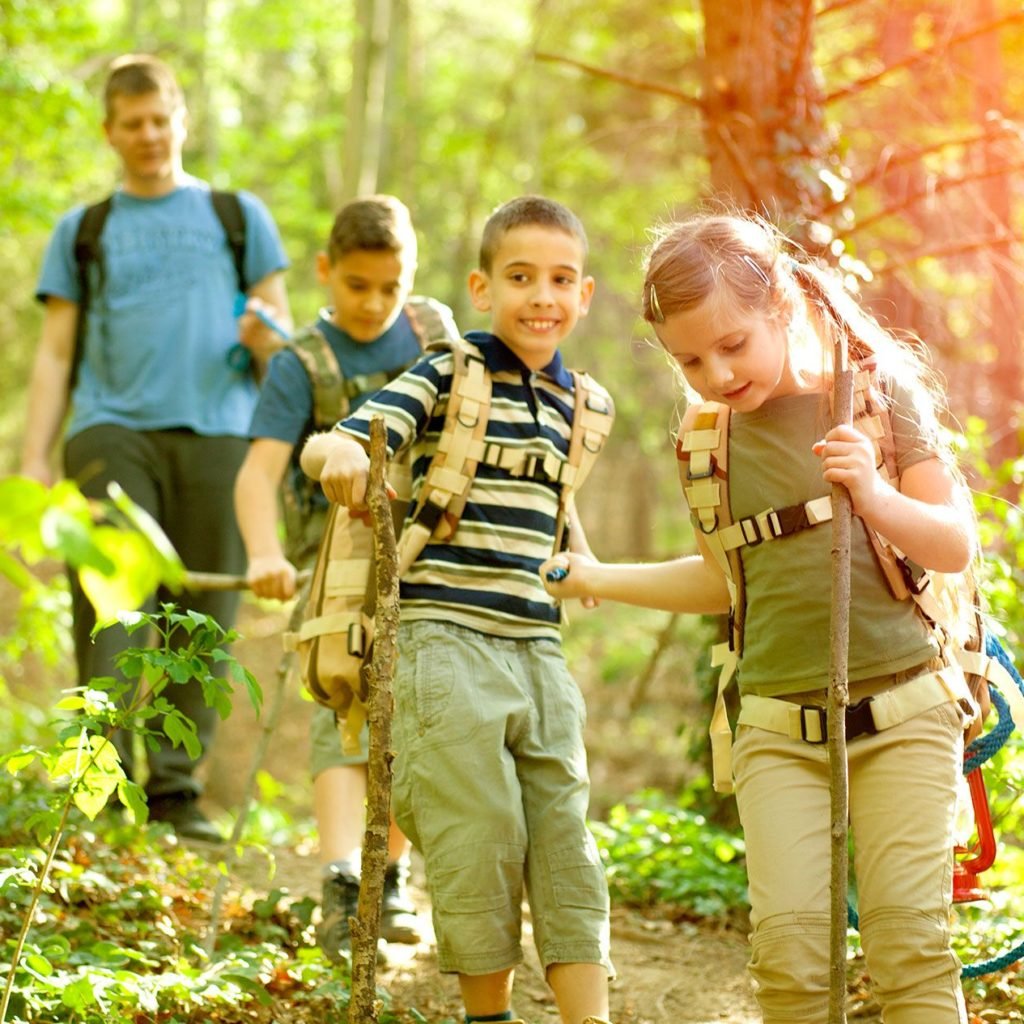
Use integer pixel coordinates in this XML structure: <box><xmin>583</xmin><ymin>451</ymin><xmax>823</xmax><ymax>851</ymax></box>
<box><xmin>381</xmin><ymin>860</ymin><xmax>422</xmax><ymax>944</ymax></box>
<box><xmin>148</xmin><ymin>794</ymin><xmax>224</xmax><ymax>843</ymax></box>
<box><xmin>317</xmin><ymin>866</ymin><xmax>361</xmax><ymax>962</ymax></box>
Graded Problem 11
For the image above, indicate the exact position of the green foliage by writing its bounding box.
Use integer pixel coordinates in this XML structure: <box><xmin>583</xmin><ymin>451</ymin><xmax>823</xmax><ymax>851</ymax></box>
<box><xmin>591</xmin><ymin>788</ymin><xmax>747</xmax><ymax>918</ymax></box>
<box><xmin>0</xmin><ymin>794</ymin><xmax>350</xmax><ymax>1024</ymax></box>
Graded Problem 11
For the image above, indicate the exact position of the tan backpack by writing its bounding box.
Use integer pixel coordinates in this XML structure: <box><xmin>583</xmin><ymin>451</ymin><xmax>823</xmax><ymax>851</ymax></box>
<box><xmin>280</xmin><ymin>297</ymin><xmax>458</xmax><ymax>566</ymax></box>
<box><xmin>676</xmin><ymin>360</ymin><xmax>1013</xmax><ymax>792</ymax></box>
<box><xmin>288</xmin><ymin>335</ymin><xmax>615</xmax><ymax>753</ymax></box>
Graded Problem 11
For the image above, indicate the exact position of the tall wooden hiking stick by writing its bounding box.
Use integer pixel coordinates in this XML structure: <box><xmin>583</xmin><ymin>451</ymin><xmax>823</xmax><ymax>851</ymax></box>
<box><xmin>828</xmin><ymin>338</ymin><xmax>854</xmax><ymax>1024</ymax></box>
<box><xmin>348</xmin><ymin>417</ymin><xmax>400</xmax><ymax>1023</ymax></box>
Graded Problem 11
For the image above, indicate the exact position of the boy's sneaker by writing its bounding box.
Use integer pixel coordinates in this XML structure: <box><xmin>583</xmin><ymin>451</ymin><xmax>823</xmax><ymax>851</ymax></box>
<box><xmin>148</xmin><ymin>793</ymin><xmax>223</xmax><ymax>843</ymax></box>
<box><xmin>380</xmin><ymin>860</ymin><xmax>422</xmax><ymax>944</ymax></box>
<box><xmin>317</xmin><ymin>866</ymin><xmax>361</xmax><ymax>963</ymax></box>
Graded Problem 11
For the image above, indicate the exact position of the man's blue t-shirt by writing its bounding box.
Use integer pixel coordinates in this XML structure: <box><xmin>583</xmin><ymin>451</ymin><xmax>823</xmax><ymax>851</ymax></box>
<box><xmin>37</xmin><ymin>176</ymin><xmax>289</xmax><ymax>439</ymax></box>
<box><xmin>249</xmin><ymin>309</ymin><xmax>426</xmax><ymax>507</ymax></box>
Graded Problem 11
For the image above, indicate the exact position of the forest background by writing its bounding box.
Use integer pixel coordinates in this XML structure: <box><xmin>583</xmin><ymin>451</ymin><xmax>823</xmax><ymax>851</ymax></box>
<box><xmin>2</xmin><ymin>1</ymin><xmax>1024</xmax><ymax>1022</ymax></box>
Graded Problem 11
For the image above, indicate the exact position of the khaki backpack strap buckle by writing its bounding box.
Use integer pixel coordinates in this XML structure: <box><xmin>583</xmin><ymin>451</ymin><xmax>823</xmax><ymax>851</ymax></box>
<box><xmin>687</xmin><ymin>459</ymin><xmax>717</xmax><ymax>481</ymax></box>
<box><xmin>411</xmin><ymin>498</ymin><xmax>446</xmax><ymax>531</ymax></box>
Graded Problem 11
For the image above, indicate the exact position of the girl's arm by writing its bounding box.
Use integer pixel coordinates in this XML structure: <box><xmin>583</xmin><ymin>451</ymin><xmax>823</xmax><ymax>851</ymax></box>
<box><xmin>541</xmin><ymin>537</ymin><xmax>731</xmax><ymax>615</ymax></box>
<box><xmin>817</xmin><ymin>425</ymin><xmax>974</xmax><ymax>572</ymax></box>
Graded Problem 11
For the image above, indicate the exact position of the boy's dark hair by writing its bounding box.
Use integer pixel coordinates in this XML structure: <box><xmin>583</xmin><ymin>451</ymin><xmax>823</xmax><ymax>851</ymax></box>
<box><xmin>327</xmin><ymin>194</ymin><xmax>418</xmax><ymax>265</ymax></box>
<box><xmin>104</xmin><ymin>54</ymin><xmax>183</xmax><ymax>122</ymax></box>
<box><xmin>478</xmin><ymin>195</ymin><xmax>588</xmax><ymax>272</ymax></box>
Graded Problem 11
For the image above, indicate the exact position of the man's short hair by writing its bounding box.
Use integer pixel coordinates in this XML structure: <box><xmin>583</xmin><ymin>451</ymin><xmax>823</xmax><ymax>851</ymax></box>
<box><xmin>104</xmin><ymin>54</ymin><xmax>184</xmax><ymax>122</ymax></box>
<box><xmin>327</xmin><ymin>194</ymin><xmax>418</xmax><ymax>266</ymax></box>
<box><xmin>478</xmin><ymin>195</ymin><xmax>588</xmax><ymax>273</ymax></box>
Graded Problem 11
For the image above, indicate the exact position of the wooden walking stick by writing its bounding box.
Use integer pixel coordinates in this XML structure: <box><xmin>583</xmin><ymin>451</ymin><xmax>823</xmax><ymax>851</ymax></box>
<box><xmin>348</xmin><ymin>417</ymin><xmax>400</xmax><ymax>1023</ymax></box>
<box><xmin>828</xmin><ymin>333</ymin><xmax>855</xmax><ymax>1024</ymax></box>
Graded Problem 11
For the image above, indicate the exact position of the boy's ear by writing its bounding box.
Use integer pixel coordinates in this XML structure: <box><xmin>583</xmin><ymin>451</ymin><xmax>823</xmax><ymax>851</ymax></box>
<box><xmin>579</xmin><ymin>275</ymin><xmax>595</xmax><ymax>316</ymax></box>
<box><xmin>315</xmin><ymin>251</ymin><xmax>331</xmax><ymax>284</ymax></box>
<box><xmin>467</xmin><ymin>268</ymin><xmax>491</xmax><ymax>312</ymax></box>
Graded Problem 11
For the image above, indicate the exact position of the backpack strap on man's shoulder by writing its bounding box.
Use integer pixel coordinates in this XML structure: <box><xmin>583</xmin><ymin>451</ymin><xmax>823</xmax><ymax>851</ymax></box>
<box><xmin>396</xmin><ymin>336</ymin><xmax>490</xmax><ymax>575</ymax></box>
<box><xmin>289</xmin><ymin>325</ymin><xmax>348</xmax><ymax>429</ymax></box>
<box><xmin>69</xmin><ymin>196</ymin><xmax>115</xmax><ymax>392</ymax></box>
<box><xmin>404</xmin><ymin>295</ymin><xmax>460</xmax><ymax>349</ymax></box>
<box><xmin>209</xmin><ymin>189</ymin><xmax>248</xmax><ymax>292</ymax></box>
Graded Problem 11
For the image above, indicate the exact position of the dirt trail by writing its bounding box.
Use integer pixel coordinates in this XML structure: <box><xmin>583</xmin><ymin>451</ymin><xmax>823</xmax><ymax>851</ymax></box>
<box><xmin>230</xmin><ymin>840</ymin><xmax>761</xmax><ymax>1024</ymax></box>
<box><xmin>207</xmin><ymin>602</ymin><xmax>766</xmax><ymax>1023</ymax></box>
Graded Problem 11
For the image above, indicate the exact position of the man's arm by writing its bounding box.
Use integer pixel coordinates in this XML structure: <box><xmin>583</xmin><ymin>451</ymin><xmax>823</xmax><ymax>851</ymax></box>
<box><xmin>239</xmin><ymin>270</ymin><xmax>293</xmax><ymax>368</ymax></box>
<box><xmin>234</xmin><ymin>437</ymin><xmax>297</xmax><ymax>600</ymax></box>
<box><xmin>20</xmin><ymin>297</ymin><xmax>78</xmax><ymax>485</ymax></box>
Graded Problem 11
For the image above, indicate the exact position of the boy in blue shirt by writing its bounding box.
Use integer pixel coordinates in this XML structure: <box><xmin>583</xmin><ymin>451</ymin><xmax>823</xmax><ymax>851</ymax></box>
<box><xmin>302</xmin><ymin>196</ymin><xmax>614</xmax><ymax>1024</ymax></box>
<box><xmin>235</xmin><ymin>195</ymin><xmax>457</xmax><ymax>959</ymax></box>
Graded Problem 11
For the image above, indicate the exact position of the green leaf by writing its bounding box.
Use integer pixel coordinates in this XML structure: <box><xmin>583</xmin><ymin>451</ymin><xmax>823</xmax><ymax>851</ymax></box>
<box><xmin>61</xmin><ymin>976</ymin><xmax>97</xmax><ymax>1011</ymax></box>
<box><xmin>79</xmin><ymin>526</ymin><xmax>163</xmax><ymax>624</ymax></box>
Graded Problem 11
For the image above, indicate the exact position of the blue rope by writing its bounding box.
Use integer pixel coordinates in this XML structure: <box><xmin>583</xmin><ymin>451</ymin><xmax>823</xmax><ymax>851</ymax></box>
<box><xmin>848</xmin><ymin>631</ymin><xmax>1024</xmax><ymax>978</ymax></box>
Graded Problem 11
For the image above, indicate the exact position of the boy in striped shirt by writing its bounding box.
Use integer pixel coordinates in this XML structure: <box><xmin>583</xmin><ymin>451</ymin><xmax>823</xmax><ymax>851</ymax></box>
<box><xmin>302</xmin><ymin>195</ymin><xmax>614</xmax><ymax>1024</ymax></box>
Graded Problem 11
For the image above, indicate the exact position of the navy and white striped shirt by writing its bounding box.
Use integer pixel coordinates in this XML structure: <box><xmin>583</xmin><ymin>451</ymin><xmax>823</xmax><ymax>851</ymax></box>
<box><xmin>337</xmin><ymin>331</ymin><xmax>590</xmax><ymax>640</ymax></box>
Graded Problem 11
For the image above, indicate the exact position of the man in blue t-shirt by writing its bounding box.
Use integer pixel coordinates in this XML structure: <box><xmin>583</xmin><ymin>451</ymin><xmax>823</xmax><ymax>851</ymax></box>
<box><xmin>20</xmin><ymin>54</ymin><xmax>291</xmax><ymax>842</ymax></box>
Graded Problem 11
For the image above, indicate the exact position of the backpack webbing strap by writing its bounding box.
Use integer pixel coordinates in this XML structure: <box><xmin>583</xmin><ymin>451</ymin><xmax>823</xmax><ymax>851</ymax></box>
<box><xmin>209</xmin><ymin>189</ymin><xmax>248</xmax><ymax>293</ymax></box>
<box><xmin>70</xmin><ymin>197</ymin><xmax>114</xmax><ymax>392</ymax></box>
<box><xmin>396</xmin><ymin>341</ymin><xmax>491</xmax><ymax>576</ymax></box>
<box><xmin>289</xmin><ymin>326</ymin><xmax>349</xmax><ymax>429</ymax></box>
<box><xmin>677</xmin><ymin>401</ymin><xmax>744</xmax><ymax>649</ymax></box>
<box><xmin>553</xmin><ymin>371</ymin><xmax>615</xmax><ymax>551</ymax></box>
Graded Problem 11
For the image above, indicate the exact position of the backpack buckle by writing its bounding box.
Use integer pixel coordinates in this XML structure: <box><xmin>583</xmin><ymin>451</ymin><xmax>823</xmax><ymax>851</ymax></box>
<box><xmin>413</xmin><ymin>499</ymin><xmax>445</xmax><ymax>531</ymax></box>
<box><xmin>686</xmin><ymin>459</ymin><xmax>717</xmax><ymax>481</ymax></box>
<box><xmin>845</xmin><ymin>697</ymin><xmax>878</xmax><ymax>740</ymax></box>
<box><xmin>799</xmin><ymin>706</ymin><xmax>828</xmax><ymax>744</ymax></box>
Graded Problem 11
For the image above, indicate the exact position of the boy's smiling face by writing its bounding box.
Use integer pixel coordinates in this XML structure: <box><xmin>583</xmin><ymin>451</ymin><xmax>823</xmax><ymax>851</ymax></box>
<box><xmin>468</xmin><ymin>225</ymin><xmax>594</xmax><ymax>370</ymax></box>
<box><xmin>318</xmin><ymin>248</ymin><xmax>413</xmax><ymax>342</ymax></box>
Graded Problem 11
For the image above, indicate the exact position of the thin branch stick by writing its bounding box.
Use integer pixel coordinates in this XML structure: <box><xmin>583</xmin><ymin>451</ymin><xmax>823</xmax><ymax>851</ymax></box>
<box><xmin>778</xmin><ymin>0</ymin><xmax>816</xmax><ymax>102</ymax></box>
<box><xmin>838</xmin><ymin>161</ymin><xmax>1024</xmax><ymax>239</ymax></box>
<box><xmin>628</xmin><ymin>613</ymin><xmax>680</xmax><ymax>714</ymax></box>
<box><xmin>825</xmin><ymin>11</ymin><xmax>1024</xmax><ymax>105</ymax></box>
<box><xmin>534</xmin><ymin>50</ymin><xmax>703</xmax><ymax>108</ymax></box>
<box><xmin>183</xmin><ymin>569</ymin><xmax>311</xmax><ymax>592</ymax></box>
<box><xmin>881</xmin><ymin>230</ymin><xmax>1024</xmax><ymax>270</ymax></box>
<box><xmin>828</xmin><ymin>344</ymin><xmax>854</xmax><ymax>1024</ymax></box>
<box><xmin>203</xmin><ymin>577</ymin><xmax>312</xmax><ymax>956</ymax></box>
<box><xmin>820</xmin><ymin>123</ymin><xmax>1021</xmax><ymax>216</ymax></box>
<box><xmin>348</xmin><ymin>417</ymin><xmax>400</xmax><ymax>1023</ymax></box>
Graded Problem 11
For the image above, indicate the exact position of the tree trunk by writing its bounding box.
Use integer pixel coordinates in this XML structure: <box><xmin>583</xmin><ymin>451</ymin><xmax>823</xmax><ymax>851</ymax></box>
<box><xmin>699</xmin><ymin>0</ymin><xmax>832</xmax><ymax>228</ymax></box>
<box><xmin>342</xmin><ymin>0</ymin><xmax>394</xmax><ymax>201</ymax></box>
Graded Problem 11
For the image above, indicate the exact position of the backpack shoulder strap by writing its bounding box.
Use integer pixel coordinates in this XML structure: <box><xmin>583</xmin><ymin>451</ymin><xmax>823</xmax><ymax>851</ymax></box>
<box><xmin>396</xmin><ymin>336</ymin><xmax>491</xmax><ymax>575</ymax></box>
<box><xmin>552</xmin><ymin>371</ymin><xmax>615</xmax><ymax>551</ymax></box>
<box><xmin>404</xmin><ymin>295</ymin><xmax>461</xmax><ymax>348</ymax></box>
<box><xmin>288</xmin><ymin>325</ymin><xmax>348</xmax><ymax>429</ymax></box>
<box><xmin>69</xmin><ymin>196</ymin><xmax>114</xmax><ymax>392</ymax></box>
<box><xmin>209</xmin><ymin>189</ymin><xmax>248</xmax><ymax>292</ymax></box>
<box><xmin>676</xmin><ymin>399</ymin><xmax>746</xmax><ymax>793</ymax></box>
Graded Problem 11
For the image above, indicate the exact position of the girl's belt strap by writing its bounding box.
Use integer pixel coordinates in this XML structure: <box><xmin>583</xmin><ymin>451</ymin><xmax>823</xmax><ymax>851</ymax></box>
<box><xmin>737</xmin><ymin>666</ymin><xmax>976</xmax><ymax>744</ymax></box>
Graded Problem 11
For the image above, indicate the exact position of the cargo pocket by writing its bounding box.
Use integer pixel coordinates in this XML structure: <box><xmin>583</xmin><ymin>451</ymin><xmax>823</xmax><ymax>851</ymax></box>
<box><xmin>547</xmin><ymin>836</ymin><xmax>608</xmax><ymax>910</ymax></box>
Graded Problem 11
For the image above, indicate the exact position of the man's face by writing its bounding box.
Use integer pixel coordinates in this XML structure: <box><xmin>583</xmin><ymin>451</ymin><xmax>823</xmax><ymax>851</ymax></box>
<box><xmin>104</xmin><ymin>90</ymin><xmax>187</xmax><ymax>191</ymax></box>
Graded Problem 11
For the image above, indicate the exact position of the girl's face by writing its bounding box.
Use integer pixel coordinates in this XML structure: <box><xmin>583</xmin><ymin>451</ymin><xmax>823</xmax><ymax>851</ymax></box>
<box><xmin>656</xmin><ymin>294</ymin><xmax>806</xmax><ymax>411</ymax></box>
